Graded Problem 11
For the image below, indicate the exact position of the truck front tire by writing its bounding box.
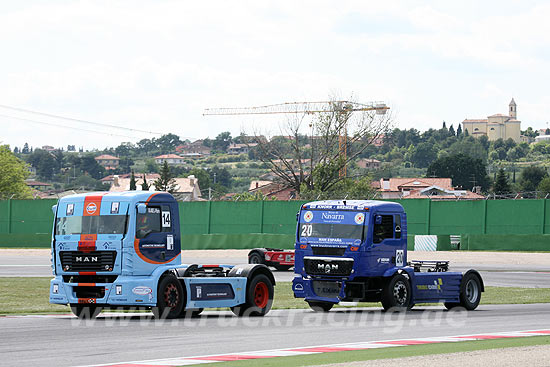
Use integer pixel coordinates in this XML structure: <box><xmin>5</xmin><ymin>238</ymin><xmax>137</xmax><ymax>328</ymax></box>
<box><xmin>307</xmin><ymin>301</ymin><xmax>334</xmax><ymax>312</ymax></box>
<box><xmin>381</xmin><ymin>274</ymin><xmax>411</xmax><ymax>311</ymax></box>
<box><xmin>153</xmin><ymin>275</ymin><xmax>184</xmax><ymax>319</ymax></box>
<box><xmin>70</xmin><ymin>305</ymin><xmax>102</xmax><ymax>319</ymax></box>
<box><xmin>231</xmin><ymin>274</ymin><xmax>273</xmax><ymax>317</ymax></box>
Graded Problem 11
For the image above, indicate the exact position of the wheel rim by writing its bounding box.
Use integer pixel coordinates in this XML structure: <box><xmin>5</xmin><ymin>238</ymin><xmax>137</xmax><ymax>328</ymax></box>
<box><xmin>465</xmin><ymin>279</ymin><xmax>479</xmax><ymax>303</ymax></box>
<box><xmin>393</xmin><ymin>281</ymin><xmax>408</xmax><ymax>305</ymax></box>
<box><xmin>164</xmin><ymin>283</ymin><xmax>180</xmax><ymax>309</ymax></box>
<box><xmin>253</xmin><ymin>282</ymin><xmax>269</xmax><ymax>308</ymax></box>
<box><xmin>250</xmin><ymin>255</ymin><xmax>260</xmax><ymax>264</ymax></box>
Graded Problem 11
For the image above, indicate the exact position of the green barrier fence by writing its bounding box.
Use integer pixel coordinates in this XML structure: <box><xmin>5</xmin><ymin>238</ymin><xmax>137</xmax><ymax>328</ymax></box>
<box><xmin>1</xmin><ymin>198</ymin><xmax>550</xmax><ymax>250</ymax></box>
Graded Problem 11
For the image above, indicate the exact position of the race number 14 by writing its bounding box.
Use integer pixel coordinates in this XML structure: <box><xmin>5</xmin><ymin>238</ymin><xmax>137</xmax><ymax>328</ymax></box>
<box><xmin>162</xmin><ymin>211</ymin><xmax>171</xmax><ymax>228</ymax></box>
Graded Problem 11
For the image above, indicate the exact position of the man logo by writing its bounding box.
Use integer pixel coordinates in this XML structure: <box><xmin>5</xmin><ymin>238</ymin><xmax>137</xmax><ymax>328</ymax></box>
<box><xmin>304</xmin><ymin>211</ymin><xmax>314</xmax><ymax>223</ymax></box>
<box><xmin>75</xmin><ymin>256</ymin><xmax>98</xmax><ymax>263</ymax></box>
<box><xmin>86</xmin><ymin>202</ymin><xmax>97</xmax><ymax>215</ymax></box>
<box><xmin>318</xmin><ymin>263</ymin><xmax>338</xmax><ymax>273</ymax></box>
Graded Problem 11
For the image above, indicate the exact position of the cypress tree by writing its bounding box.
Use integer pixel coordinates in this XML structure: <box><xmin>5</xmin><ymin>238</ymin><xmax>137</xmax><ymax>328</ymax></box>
<box><xmin>129</xmin><ymin>171</ymin><xmax>137</xmax><ymax>190</ymax></box>
<box><xmin>494</xmin><ymin>168</ymin><xmax>511</xmax><ymax>195</ymax></box>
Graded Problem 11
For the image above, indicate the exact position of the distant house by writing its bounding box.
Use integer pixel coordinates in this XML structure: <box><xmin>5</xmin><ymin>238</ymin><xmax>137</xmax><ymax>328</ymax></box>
<box><xmin>176</xmin><ymin>140</ymin><xmax>211</xmax><ymax>156</ymax></box>
<box><xmin>378</xmin><ymin>178</ymin><xmax>453</xmax><ymax>199</ymax></box>
<box><xmin>95</xmin><ymin>154</ymin><xmax>120</xmax><ymax>170</ymax></box>
<box><xmin>376</xmin><ymin>177</ymin><xmax>482</xmax><ymax>200</ymax></box>
<box><xmin>155</xmin><ymin>154</ymin><xmax>186</xmax><ymax>166</ymax></box>
<box><xmin>25</xmin><ymin>180</ymin><xmax>52</xmax><ymax>191</ymax></box>
<box><xmin>109</xmin><ymin>174</ymin><xmax>201</xmax><ymax>201</ymax></box>
<box><xmin>227</xmin><ymin>143</ymin><xmax>257</xmax><ymax>155</ymax></box>
<box><xmin>405</xmin><ymin>185</ymin><xmax>485</xmax><ymax>200</ymax></box>
<box><xmin>248</xmin><ymin>180</ymin><xmax>297</xmax><ymax>200</ymax></box>
<box><xmin>357</xmin><ymin>158</ymin><xmax>381</xmax><ymax>170</ymax></box>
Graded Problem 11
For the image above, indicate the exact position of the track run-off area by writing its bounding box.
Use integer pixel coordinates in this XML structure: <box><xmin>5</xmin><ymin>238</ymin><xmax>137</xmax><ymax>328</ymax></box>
<box><xmin>1</xmin><ymin>249</ymin><xmax>549</xmax><ymax>366</ymax></box>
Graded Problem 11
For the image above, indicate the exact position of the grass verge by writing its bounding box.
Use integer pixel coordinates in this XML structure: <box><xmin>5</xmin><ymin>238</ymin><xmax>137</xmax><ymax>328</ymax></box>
<box><xmin>1</xmin><ymin>278</ymin><xmax>549</xmax><ymax>314</ymax></box>
<box><xmin>192</xmin><ymin>335</ymin><xmax>550</xmax><ymax>367</ymax></box>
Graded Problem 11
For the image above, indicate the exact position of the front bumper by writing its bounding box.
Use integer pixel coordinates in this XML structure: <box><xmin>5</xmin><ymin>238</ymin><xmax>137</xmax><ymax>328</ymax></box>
<box><xmin>49</xmin><ymin>275</ymin><xmax>160</xmax><ymax>307</ymax></box>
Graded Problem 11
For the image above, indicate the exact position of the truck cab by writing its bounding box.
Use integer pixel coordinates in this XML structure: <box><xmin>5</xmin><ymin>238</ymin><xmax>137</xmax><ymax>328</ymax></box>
<box><xmin>50</xmin><ymin>191</ymin><xmax>275</xmax><ymax>319</ymax></box>
<box><xmin>292</xmin><ymin>200</ymin><xmax>483</xmax><ymax>312</ymax></box>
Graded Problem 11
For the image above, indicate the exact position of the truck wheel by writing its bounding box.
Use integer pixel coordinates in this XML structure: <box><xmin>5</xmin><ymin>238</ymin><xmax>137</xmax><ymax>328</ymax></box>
<box><xmin>307</xmin><ymin>301</ymin><xmax>334</xmax><ymax>312</ymax></box>
<box><xmin>381</xmin><ymin>274</ymin><xmax>411</xmax><ymax>311</ymax></box>
<box><xmin>248</xmin><ymin>252</ymin><xmax>264</xmax><ymax>265</ymax></box>
<box><xmin>444</xmin><ymin>302</ymin><xmax>460</xmax><ymax>310</ymax></box>
<box><xmin>231</xmin><ymin>274</ymin><xmax>273</xmax><ymax>317</ymax></box>
<box><xmin>274</xmin><ymin>265</ymin><xmax>292</xmax><ymax>271</ymax></box>
<box><xmin>152</xmin><ymin>275</ymin><xmax>184</xmax><ymax>319</ymax></box>
<box><xmin>459</xmin><ymin>273</ymin><xmax>482</xmax><ymax>310</ymax></box>
<box><xmin>70</xmin><ymin>305</ymin><xmax>102</xmax><ymax>319</ymax></box>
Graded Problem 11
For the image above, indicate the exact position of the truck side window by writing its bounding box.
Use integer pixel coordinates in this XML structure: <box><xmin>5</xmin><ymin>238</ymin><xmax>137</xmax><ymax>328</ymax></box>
<box><xmin>373</xmin><ymin>215</ymin><xmax>394</xmax><ymax>243</ymax></box>
<box><xmin>136</xmin><ymin>206</ymin><xmax>162</xmax><ymax>238</ymax></box>
<box><xmin>394</xmin><ymin>214</ymin><xmax>402</xmax><ymax>239</ymax></box>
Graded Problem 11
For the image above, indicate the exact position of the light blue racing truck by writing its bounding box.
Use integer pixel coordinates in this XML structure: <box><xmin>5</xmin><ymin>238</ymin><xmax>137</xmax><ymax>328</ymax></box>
<box><xmin>49</xmin><ymin>191</ymin><xmax>275</xmax><ymax>319</ymax></box>
<box><xmin>293</xmin><ymin>200</ymin><xmax>484</xmax><ymax>312</ymax></box>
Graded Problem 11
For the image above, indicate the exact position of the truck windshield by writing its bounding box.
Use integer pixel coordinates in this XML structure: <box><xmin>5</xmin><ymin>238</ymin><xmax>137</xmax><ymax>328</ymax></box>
<box><xmin>55</xmin><ymin>215</ymin><xmax>127</xmax><ymax>235</ymax></box>
<box><xmin>299</xmin><ymin>222</ymin><xmax>363</xmax><ymax>240</ymax></box>
<box><xmin>298</xmin><ymin>209</ymin><xmax>367</xmax><ymax>244</ymax></box>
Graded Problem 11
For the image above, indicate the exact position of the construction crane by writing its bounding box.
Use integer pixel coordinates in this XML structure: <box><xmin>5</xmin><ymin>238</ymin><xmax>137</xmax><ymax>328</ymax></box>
<box><xmin>203</xmin><ymin>100</ymin><xmax>389</xmax><ymax>116</ymax></box>
<box><xmin>203</xmin><ymin>100</ymin><xmax>389</xmax><ymax>177</ymax></box>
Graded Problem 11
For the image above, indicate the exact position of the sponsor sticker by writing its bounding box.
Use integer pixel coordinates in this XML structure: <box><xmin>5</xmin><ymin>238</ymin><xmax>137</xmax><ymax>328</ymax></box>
<box><xmin>167</xmin><ymin>235</ymin><xmax>174</xmax><ymax>250</ymax></box>
<box><xmin>111</xmin><ymin>202</ymin><xmax>119</xmax><ymax>214</ymax></box>
<box><xmin>132</xmin><ymin>286</ymin><xmax>152</xmax><ymax>296</ymax></box>
<box><xmin>354</xmin><ymin>213</ymin><xmax>365</xmax><ymax>224</ymax></box>
<box><xmin>66</xmin><ymin>204</ymin><xmax>74</xmax><ymax>216</ymax></box>
<box><xmin>304</xmin><ymin>211</ymin><xmax>313</xmax><ymax>223</ymax></box>
<box><xmin>86</xmin><ymin>202</ymin><xmax>97</xmax><ymax>215</ymax></box>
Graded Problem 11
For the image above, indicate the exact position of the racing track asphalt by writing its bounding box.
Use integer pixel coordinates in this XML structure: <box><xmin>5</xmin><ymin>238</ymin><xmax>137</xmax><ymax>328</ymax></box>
<box><xmin>1</xmin><ymin>253</ymin><xmax>550</xmax><ymax>288</ymax></box>
<box><xmin>1</xmin><ymin>303</ymin><xmax>549</xmax><ymax>367</ymax></box>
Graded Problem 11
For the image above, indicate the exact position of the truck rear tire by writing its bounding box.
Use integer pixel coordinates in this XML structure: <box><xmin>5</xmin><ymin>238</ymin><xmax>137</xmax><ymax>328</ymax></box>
<box><xmin>70</xmin><ymin>305</ymin><xmax>102</xmax><ymax>319</ymax></box>
<box><xmin>459</xmin><ymin>273</ymin><xmax>482</xmax><ymax>310</ymax></box>
<box><xmin>381</xmin><ymin>274</ymin><xmax>411</xmax><ymax>311</ymax></box>
<box><xmin>231</xmin><ymin>274</ymin><xmax>273</xmax><ymax>317</ymax></box>
<box><xmin>248</xmin><ymin>252</ymin><xmax>264</xmax><ymax>265</ymax></box>
<box><xmin>307</xmin><ymin>301</ymin><xmax>334</xmax><ymax>312</ymax></box>
<box><xmin>152</xmin><ymin>275</ymin><xmax>184</xmax><ymax>319</ymax></box>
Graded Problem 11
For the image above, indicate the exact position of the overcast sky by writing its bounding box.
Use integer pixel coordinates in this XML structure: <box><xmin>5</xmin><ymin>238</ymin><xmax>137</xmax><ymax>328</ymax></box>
<box><xmin>1</xmin><ymin>1</ymin><xmax>549</xmax><ymax>151</ymax></box>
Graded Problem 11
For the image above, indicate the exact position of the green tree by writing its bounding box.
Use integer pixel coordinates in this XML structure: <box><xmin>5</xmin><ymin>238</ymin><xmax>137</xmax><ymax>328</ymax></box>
<box><xmin>129</xmin><ymin>171</ymin><xmax>137</xmax><ymax>190</ymax></box>
<box><xmin>537</xmin><ymin>177</ymin><xmax>550</xmax><ymax>196</ymax></box>
<box><xmin>519</xmin><ymin>166</ymin><xmax>548</xmax><ymax>192</ymax></box>
<box><xmin>145</xmin><ymin>158</ymin><xmax>159</xmax><ymax>173</ymax></box>
<box><xmin>189</xmin><ymin>168</ymin><xmax>211</xmax><ymax>194</ymax></box>
<box><xmin>456</xmin><ymin>124</ymin><xmax>462</xmax><ymax>138</ymax></box>
<box><xmin>141</xmin><ymin>175</ymin><xmax>150</xmax><ymax>191</ymax></box>
<box><xmin>0</xmin><ymin>145</ymin><xmax>32</xmax><ymax>199</ymax></box>
<box><xmin>448</xmin><ymin>124</ymin><xmax>455</xmax><ymax>136</ymax></box>
<box><xmin>154</xmin><ymin>161</ymin><xmax>177</xmax><ymax>193</ymax></box>
<box><xmin>493</xmin><ymin>168</ymin><xmax>511</xmax><ymax>195</ymax></box>
<box><xmin>410</xmin><ymin>142</ymin><xmax>438</xmax><ymax>168</ymax></box>
<box><xmin>27</xmin><ymin>149</ymin><xmax>59</xmax><ymax>180</ymax></box>
<box><xmin>426</xmin><ymin>153</ymin><xmax>490</xmax><ymax>191</ymax></box>
<box><xmin>212</xmin><ymin>131</ymin><xmax>232</xmax><ymax>153</ymax></box>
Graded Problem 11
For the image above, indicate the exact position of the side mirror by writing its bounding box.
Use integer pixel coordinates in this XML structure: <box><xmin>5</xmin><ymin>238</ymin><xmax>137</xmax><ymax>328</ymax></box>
<box><xmin>51</xmin><ymin>205</ymin><xmax>57</xmax><ymax>215</ymax></box>
<box><xmin>375</xmin><ymin>215</ymin><xmax>382</xmax><ymax>225</ymax></box>
<box><xmin>137</xmin><ymin>203</ymin><xmax>147</xmax><ymax>214</ymax></box>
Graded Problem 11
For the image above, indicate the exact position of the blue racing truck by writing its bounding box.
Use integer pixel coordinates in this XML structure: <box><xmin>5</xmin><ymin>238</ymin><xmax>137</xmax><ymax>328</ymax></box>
<box><xmin>49</xmin><ymin>191</ymin><xmax>275</xmax><ymax>319</ymax></box>
<box><xmin>293</xmin><ymin>200</ymin><xmax>483</xmax><ymax>311</ymax></box>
